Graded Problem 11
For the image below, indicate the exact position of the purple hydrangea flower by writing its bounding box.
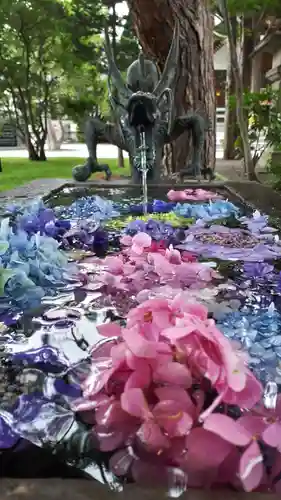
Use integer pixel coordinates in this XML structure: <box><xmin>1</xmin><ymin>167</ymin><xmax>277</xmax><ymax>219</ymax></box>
<box><xmin>243</xmin><ymin>262</ymin><xmax>274</xmax><ymax>278</ymax></box>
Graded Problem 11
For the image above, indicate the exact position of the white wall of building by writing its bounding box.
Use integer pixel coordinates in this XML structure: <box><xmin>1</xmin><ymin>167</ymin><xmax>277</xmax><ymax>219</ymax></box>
<box><xmin>214</xmin><ymin>42</ymin><xmax>229</xmax><ymax>71</ymax></box>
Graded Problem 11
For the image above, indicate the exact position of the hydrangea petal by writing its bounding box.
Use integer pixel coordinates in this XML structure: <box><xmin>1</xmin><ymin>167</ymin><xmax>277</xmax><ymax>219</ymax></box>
<box><xmin>239</xmin><ymin>440</ymin><xmax>264</xmax><ymax>492</ymax></box>
<box><xmin>203</xmin><ymin>414</ymin><xmax>251</xmax><ymax>446</ymax></box>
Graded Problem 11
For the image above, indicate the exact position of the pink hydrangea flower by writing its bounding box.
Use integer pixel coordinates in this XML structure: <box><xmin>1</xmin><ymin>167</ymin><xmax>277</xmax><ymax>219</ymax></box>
<box><xmin>167</xmin><ymin>189</ymin><xmax>220</xmax><ymax>202</ymax></box>
<box><xmin>203</xmin><ymin>413</ymin><xmax>269</xmax><ymax>491</ymax></box>
<box><xmin>73</xmin><ymin>294</ymin><xmax>266</xmax><ymax>491</ymax></box>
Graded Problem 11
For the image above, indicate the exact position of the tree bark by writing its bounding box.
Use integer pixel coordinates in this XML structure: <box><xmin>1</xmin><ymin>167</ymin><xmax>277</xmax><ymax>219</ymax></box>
<box><xmin>127</xmin><ymin>0</ymin><xmax>215</xmax><ymax>176</ymax></box>
<box><xmin>26</xmin><ymin>133</ymin><xmax>47</xmax><ymax>161</ymax></box>
<box><xmin>27</xmin><ymin>138</ymin><xmax>39</xmax><ymax>161</ymax></box>
<box><xmin>109</xmin><ymin>0</ymin><xmax>125</xmax><ymax>169</ymax></box>
<box><xmin>242</xmin><ymin>17</ymin><xmax>254</xmax><ymax>90</ymax></box>
<box><xmin>223</xmin><ymin>19</ymin><xmax>238</xmax><ymax>160</ymax></box>
<box><xmin>220</xmin><ymin>0</ymin><xmax>258</xmax><ymax>181</ymax></box>
<box><xmin>39</xmin><ymin>142</ymin><xmax>47</xmax><ymax>161</ymax></box>
<box><xmin>117</xmin><ymin>147</ymin><xmax>125</xmax><ymax>168</ymax></box>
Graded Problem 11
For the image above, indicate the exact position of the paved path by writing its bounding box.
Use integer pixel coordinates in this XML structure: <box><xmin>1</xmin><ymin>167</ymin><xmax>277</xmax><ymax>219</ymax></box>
<box><xmin>0</xmin><ymin>124</ymin><xmax>226</xmax><ymax>159</ymax></box>
<box><xmin>0</xmin><ymin>141</ymin><xmax>225</xmax><ymax>160</ymax></box>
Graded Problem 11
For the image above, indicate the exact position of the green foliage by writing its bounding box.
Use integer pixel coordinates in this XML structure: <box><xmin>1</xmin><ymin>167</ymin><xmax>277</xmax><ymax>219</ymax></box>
<box><xmin>0</xmin><ymin>0</ymin><xmax>140</xmax><ymax>153</ymax></box>
<box><xmin>0</xmin><ymin>0</ymin><xmax>73</xmax><ymax>158</ymax></box>
<box><xmin>266</xmin><ymin>155</ymin><xmax>281</xmax><ymax>191</ymax></box>
<box><xmin>215</xmin><ymin>0</ymin><xmax>281</xmax><ymax>18</ymax></box>
<box><xmin>56</xmin><ymin>63</ymin><xmax>109</xmax><ymax>121</ymax></box>
<box><xmin>115</xmin><ymin>13</ymin><xmax>139</xmax><ymax>72</ymax></box>
<box><xmin>230</xmin><ymin>88</ymin><xmax>281</xmax><ymax>166</ymax></box>
<box><xmin>64</xmin><ymin>0</ymin><xmax>106</xmax><ymax>64</ymax></box>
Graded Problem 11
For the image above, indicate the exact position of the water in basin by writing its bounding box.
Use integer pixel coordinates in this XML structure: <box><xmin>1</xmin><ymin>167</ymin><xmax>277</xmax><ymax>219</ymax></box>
<box><xmin>1</xmin><ymin>185</ymin><xmax>281</xmax><ymax>492</ymax></box>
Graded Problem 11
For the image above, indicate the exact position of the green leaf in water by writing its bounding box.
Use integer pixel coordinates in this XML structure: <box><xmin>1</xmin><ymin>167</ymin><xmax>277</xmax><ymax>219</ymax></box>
<box><xmin>0</xmin><ymin>267</ymin><xmax>15</xmax><ymax>295</ymax></box>
<box><xmin>0</xmin><ymin>241</ymin><xmax>9</xmax><ymax>256</ymax></box>
<box><xmin>106</xmin><ymin>213</ymin><xmax>194</xmax><ymax>230</ymax></box>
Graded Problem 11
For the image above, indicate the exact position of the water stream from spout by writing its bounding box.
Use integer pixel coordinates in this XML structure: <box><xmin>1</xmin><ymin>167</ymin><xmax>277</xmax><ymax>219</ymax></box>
<box><xmin>139</xmin><ymin>127</ymin><xmax>148</xmax><ymax>215</ymax></box>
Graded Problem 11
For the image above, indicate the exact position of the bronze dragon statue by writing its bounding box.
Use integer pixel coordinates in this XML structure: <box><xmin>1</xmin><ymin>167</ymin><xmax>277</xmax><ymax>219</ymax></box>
<box><xmin>72</xmin><ymin>22</ymin><xmax>211</xmax><ymax>183</ymax></box>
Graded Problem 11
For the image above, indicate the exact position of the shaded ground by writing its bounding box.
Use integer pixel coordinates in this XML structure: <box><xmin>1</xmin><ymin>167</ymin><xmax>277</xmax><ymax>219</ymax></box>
<box><xmin>215</xmin><ymin>159</ymin><xmax>243</xmax><ymax>181</ymax></box>
<box><xmin>215</xmin><ymin>159</ymin><xmax>271</xmax><ymax>183</ymax></box>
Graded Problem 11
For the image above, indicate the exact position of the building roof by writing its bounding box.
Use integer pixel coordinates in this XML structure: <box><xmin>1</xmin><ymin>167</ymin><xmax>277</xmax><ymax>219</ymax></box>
<box><xmin>214</xmin><ymin>38</ymin><xmax>225</xmax><ymax>52</ymax></box>
<box><xmin>251</xmin><ymin>30</ymin><xmax>281</xmax><ymax>57</ymax></box>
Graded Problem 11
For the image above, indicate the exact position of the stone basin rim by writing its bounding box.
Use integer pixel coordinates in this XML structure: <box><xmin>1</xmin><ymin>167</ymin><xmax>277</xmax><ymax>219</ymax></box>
<box><xmin>42</xmin><ymin>180</ymin><xmax>228</xmax><ymax>203</ymax></box>
<box><xmin>42</xmin><ymin>181</ymin><xmax>257</xmax><ymax>204</ymax></box>
<box><xmin>0</xmin><ymin>479</ymin><xmax>279</xmax><ymax>500</ymax></box>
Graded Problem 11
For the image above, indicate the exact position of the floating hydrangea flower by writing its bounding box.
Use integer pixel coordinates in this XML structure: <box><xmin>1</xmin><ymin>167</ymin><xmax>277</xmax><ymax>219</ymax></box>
<box><xmin>173</xmin><ymin>200</ymin><xmax>239</xmax><ymax>221</ymax></box>
<box><xmin>218</xmin><ymin>303</ymin><xmax>281</xmax><ymax>384</ymax></box>
<box><xmin>126</xmin><ymin>199</ymin><xmax>175</xmax><ymax>215</ymax></box>
<box><xmin>70</xmin><ymin>294</ymin><xmax>264</xmax><ymax>490</ymax></box>
<box><xmin>56</xmin><ymin>195</ymin><xmax>120</xmax><ymax>221</ymax></box>
<box><xmin>179</xmin><ymin>225</ymin><xmax>281</xmax><ymax>261</ymax></box>
<box><xmin>240</xmin><ymin>210</ymin><xmax>277</xmax><ymax>234</ymax></box>
<box><xmin>0</xmin><ymin>214</ymin><xmax>78</xmax><ymax>314</ymax></box>
<box><xmin>123</xmin><ymin>219</ymin><xmax>185</xmax><ymax>245</ymax></box>
<box><xmin>60</xmin><ymin>221</ymin><xmax>109</xmax><ymax>251</ymax></box>
<box><xmin>243</xmin><ymin>262</ymin><xmax>274</xmax><ymax>279</ymax></box>
<box><xmin>167</xmin><ymin>188</ymin><xmax>221</xmax><ymax>202</ymax></box>
<box><xmin>2</xmin><ymin>190</ymin><xmax>281</xmax><ymax>493</ymax></box>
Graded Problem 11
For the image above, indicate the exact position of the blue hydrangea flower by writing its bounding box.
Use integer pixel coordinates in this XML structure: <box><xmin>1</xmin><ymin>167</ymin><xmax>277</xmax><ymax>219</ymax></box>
<box><xmin>173</xmin><ymin>200</ymin><xmax>239</xmax><ymax>220</ymax></box>
<box><xmin>0</xmin><ymin>210</ymin><xmax>78</xmax><ymax>315</ymax></box>
<box><xmin>56</xmin><ymin>195</ymin><xmax>120</xmax><ymax>221</ymax></box>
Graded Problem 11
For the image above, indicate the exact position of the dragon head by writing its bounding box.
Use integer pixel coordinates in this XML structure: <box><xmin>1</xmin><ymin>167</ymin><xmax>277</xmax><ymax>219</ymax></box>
<box><xmin>103</xmin><ymin>22</ymin><xmax>180</xmax><ymax>132</ymax></box>
<box><xmin>126</xmin><ymin>91</ymin><xmax>157</xmax><ymax>127</ymax></box>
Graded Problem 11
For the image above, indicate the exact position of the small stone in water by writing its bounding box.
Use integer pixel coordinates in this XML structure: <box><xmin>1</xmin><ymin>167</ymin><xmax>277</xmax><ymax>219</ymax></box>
<box><xmin>236</xmin><ymin>317</ymin><xmax>250</xmax><ymax>330</ymax></box>
<box><xmin>249</xmin><ymin>357</ymin><xmax>261</xmax><ymax>366</ymax></box>
<box><xmin>247</xmin><ymin>329</ymin><xmax>258</xmax><ymax>341</ymax></box>
<box><xmin>263</xmin><ymin>350</ymin><xmax>277</xmax><ymax>365</ymax></box>
<box><xmin>241</xmin><ymin>337</ymin><xmax>252</xmax><ymax>349</ymax></box>
<box><xmin>274</xmin><ymin>347</ymin><xmax>281</xmax><ymax>358</ymax></box>
<box><xmin>260</xmin><ymin>338</ymin><xmax>274</xmax><ymax>349</ymax></box>
<box><xmin>250</xmin><ymin>344</ymin><xmax>266</xmax><ymax>357</ymax></box>
<box><xmin>270</xmin><ymin>336</ymin><xmax>281</xmax><ymax>347</ymax></box>
<box><xmin>54</xmin><ymin>319</ymin><xmax>75</xmax><ymax>329</ymax></box>
<box><xmin>258</xmin><ymin>328</ymin><xmax>276</xmax><ymax>338</ymax></box>
<box><xmin>43</xmin><ymin>308</ymin><xmax>81</xmax><ymax>321</ymax></box>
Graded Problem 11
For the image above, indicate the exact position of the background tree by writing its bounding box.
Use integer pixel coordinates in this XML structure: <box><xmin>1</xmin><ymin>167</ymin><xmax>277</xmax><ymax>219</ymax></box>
<box><xmin>0</xmin><ymin>0</ymin><xmax>71</xmax><ymax>160</ymax></box>
<box><xmin>0</xmin><ymin>0</ymin><xmax>108</xmax><ymax>160</ymax></box>
<box><xmin>217</xmin><ymin>0</ymin><xmax>281</xmax><ymax>161</ymax></box>
<box><xmin>102</xmin><ymin>0</ymin><xmax>139</xmax><ymax>168</ymax></box>
<box><xmin>218</xmin><ymin>0</ymin><xmax>258</xmax><ymax>179</ymax></box>
<box><xmin>60</xmin><ymin>0</ymin><xmax>138</xmax><ymax>165</ymax></box>
<box><xmin>127</xmin><ymin>0</ymin><xmax>215</xmax><ymax>177</ymax></box>
<box><xmin>56</xmin><ymin>63</ymin><xmax>108</xmax><ymax>134</ymax></box>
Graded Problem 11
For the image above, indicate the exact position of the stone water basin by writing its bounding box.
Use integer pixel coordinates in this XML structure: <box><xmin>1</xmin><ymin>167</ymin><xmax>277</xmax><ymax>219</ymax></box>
<box><xmin>1</xmin><ymin>184</ymin><xmax>281</xmax><ymax>494</ymax></box>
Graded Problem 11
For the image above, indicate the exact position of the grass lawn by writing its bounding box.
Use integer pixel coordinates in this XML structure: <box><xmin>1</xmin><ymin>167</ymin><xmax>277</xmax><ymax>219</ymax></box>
<box><xmin>0</xmin><ymin>157</ymin><xmax>130</xmax><ymax>192</ymax></box>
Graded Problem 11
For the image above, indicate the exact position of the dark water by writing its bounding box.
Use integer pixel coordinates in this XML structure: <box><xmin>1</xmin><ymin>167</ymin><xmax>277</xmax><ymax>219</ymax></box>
<box><xmin>1</xmin><ymin>186</ymin><xmax>281</xmax><ymax>488</ymax></box>
<box><xmin>47</xmin><ymin>186</ymin><xmax>247</xmax><ymax>210</ymax></box>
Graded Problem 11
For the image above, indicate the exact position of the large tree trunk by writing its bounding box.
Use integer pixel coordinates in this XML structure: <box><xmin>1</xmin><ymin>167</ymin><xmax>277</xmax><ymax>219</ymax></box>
<box><xmin>220</xmin><ymin>0</ymin><xmax>258</xmax><ymax>181</ymax></box>
<box><xmin>242</xmin><ymin>17</ymin><xmax>254</xmax><ymax>90</ymax></box>
<box><xmin>117</xmin><ymin>147</ymin><xmax>125</xmax><ymax>168</ymax></box>
<box><xmin>223</xmin><ymin>19</ymin><xmax>238</xmax><ymax>160</ymax></box>
<box><xmin>223</xmin><ymin>61</ymin><xmax>238</xmax><ymax>160</ymax></box>
<box><xmin>27</xmin><ymin>139</ymin><xmax>40</xmax><ymax>161</ymax></box>
<box><xmin>127</xmin><ymin>0</ymin><xmax>215</xmax><ymax>176</ymax></box>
